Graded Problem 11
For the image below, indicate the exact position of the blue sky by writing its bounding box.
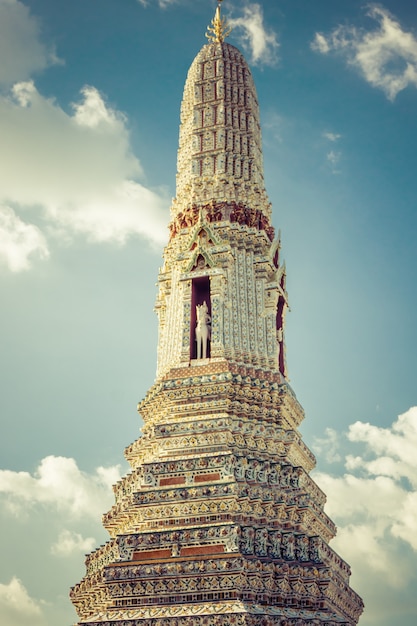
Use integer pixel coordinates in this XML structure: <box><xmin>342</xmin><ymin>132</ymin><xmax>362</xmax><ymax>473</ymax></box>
<box><xmin>0</xmin><ymin>1</ymin><xmax>416</xmax><ymax>624</ymax></box>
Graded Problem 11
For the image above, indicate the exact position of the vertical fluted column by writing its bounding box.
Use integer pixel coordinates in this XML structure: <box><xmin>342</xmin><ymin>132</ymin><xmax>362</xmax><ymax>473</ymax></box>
<box><xmin>209</xmin><ymin>274</ymin><xmax>225</xmax><ymax>358</ymax></box>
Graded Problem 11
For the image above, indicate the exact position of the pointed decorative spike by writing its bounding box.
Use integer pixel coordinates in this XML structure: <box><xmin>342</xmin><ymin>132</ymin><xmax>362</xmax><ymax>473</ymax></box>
<box><xmin>206</xmin><ymin>0</ymin><xmax>232</xmax><ymax>43</ymax></box>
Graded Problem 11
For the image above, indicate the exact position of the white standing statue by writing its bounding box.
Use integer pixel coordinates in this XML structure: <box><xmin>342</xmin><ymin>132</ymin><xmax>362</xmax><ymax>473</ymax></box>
<box><xmin>195</xmin><ymin>301</ymin><xmax>211</xmax><ymax>359</ymax></box>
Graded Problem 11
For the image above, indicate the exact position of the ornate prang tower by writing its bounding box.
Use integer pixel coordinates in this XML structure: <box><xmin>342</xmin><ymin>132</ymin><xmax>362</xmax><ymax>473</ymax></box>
<box><xmin>71</xmin><ymin>3</ymin><xmax>363</xmax><ymax>625</ymax></box>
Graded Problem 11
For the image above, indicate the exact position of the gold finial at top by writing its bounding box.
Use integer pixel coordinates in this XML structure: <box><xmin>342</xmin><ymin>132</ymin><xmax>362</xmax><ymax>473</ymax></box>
<box><xmin>206</xmin><ymin>0</ymin><xmax>232</xmax><ymax>43</ymax></box>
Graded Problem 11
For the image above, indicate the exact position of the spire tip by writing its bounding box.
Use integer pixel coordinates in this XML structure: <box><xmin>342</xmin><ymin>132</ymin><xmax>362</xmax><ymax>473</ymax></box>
<box><xmin>206</xmin><ymin>0</ymin><xmax>232</xmax><ymax>43</ymax></box>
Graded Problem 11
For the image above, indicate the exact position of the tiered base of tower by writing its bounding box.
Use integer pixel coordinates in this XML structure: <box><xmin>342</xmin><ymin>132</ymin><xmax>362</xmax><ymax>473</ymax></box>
<box><xmin>71</xmin><ymin>360</ymin><xmax>363</xmax><ymax>625</ymax></box>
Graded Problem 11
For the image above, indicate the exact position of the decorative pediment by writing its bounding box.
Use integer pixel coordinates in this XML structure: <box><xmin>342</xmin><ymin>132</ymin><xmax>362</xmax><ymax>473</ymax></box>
<box><xmin>184</xmin><ymin>221</ymin><xmax>221</xmax><ymax>272</ymax></box>
<box><xmin>187</xmin><ymin>220</ymin><xmax>221</xmax><ymax>249</ymax></box>
<box><xmin>188</xmin><ymin>250</ymin><xmax>213</xmax><ymax>272</ymax></box>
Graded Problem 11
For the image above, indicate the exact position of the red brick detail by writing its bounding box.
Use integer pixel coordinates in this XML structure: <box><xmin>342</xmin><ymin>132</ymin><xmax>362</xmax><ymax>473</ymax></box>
<box><xmin>132</xmin><ymin>549</ymin><xmax>172</xmax><ymax>560</ymax></box>
<box><xmin>194</xmin><ymin>473</ymin><xmax>221</xmax><ymax>483</ymax></box>
<box><xmin>181</xmin><ymin>544</ymin><xmax>224</xmax><ymax>556</ymax></box>
<box><xmin>159</xmin><ymin>476</ymin><xmax>186</xmax><ymax>486</ymax></box>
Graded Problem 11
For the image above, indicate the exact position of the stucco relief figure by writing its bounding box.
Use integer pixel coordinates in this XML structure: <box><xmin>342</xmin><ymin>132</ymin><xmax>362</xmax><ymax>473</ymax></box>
<box><xmin>224</xmin><ymin>525</ymin><xmax>239</xmax><ymax>552</ymax></box>
<box><xmin>254</xmin><ymin>528</ymin><xmax>268</xmax><ymax>556</ymax></box>
<box><xmin>143</xmin><ymin>470</ymin><xmax>156</xmax><ymax>487</ymax></box>
<box><xmin>291</xmin><ymin>467</ymin><xmax>303</xmax><ymax>488</ymax></box>
<box><xmin>195</xmin><ymin>301</ymin><xmax>211</xmax><ymax>359</ymax></box>
<box><xmin>245</xmin><ymin>460</ymin><xmax>256</xmax><ymax>482</ymax></box>
<box><xmin>309</xmin><ymin>536</ymin><xmax>321</xmax><ymax>563</ymax></box>
<box><xmin>296</xmin><ymin>535</ymin><xmax>310</xmax><ymax>562</ymax></box>
<box><xmin>269</xmin><ymin>531</ymin><xmax>282</xmax><ymax>558</ymax></box>
<box><xmin>282</xmin><ymin>533</ymin><xmax>295</xmax><ymax>560</ymax></box>
<box><xmin>281</xmin><ymin>465</ymin><xmax>291</xmax><ymax>487</ymax></box>
<box><xmin>234</xmin><ymin>457</ymin><xmax>247</xmax><ymax>481</ymax></box>
<box><xmin>240</xmin><ymin>526</ymin><xmax>254</xmax><ymax>555</ymax></box>
<box><xmin>256</xmin><ymin>461</ymin><xmax>268</xmax><ymax>483</ymax></box>
<box><xmin>268</xmin><ymin>464</ymin><xmax>280</xmax><ymax>484</ymax></box>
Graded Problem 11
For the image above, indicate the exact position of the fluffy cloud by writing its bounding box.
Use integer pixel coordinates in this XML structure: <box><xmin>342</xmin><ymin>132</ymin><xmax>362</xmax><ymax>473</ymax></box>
<box><xmin>0</xmin><ymin>577</ymin><xmax>46</xmax><ymax>626</ymax></box>
<box><xmin>345</xmin><ymin>409</ymin><xmax>417</xmax><ymax>553</ymax></box>
<box><xmin>0</xmin><ymin>457</ymin><xmax>122</xmax><ymax>624</ymax></box>
<box><xmin>0</xmin><ymin>0</ymin><xmax>60</xmax><ymax>86</ymax></box>
<box><xmin>0</xmin><ymin>81</ymin><xmax>169</xmax><ymax>261</ymax></box>
<box><xmin>50</xmin><ymin>529</ymin><xmax>96</xmax><ymax>557</ymax></box>
<box><xmin>0</xmin><ymin>79</ymin><xmax>170</xmax><ymax>256</ymax></box>
<box><xmin>0</xmin><ymin>2</ymin><xmax>170</xmax><ymax>272</ymax></box>
<box><xmin>229</xmin><ymin>3</ymin><xmax>279</xmax><ymax>66</ymax></box>
<box><xmin>348</xmin><ymin>409</ymin><xmax>417</xmax><ymax>475</ymax></box>
<box><xmin>0</xmin><ymin>205</ymin><xmax>49</xmax><ymax>271</ymax></box>
<box><xmin>311</xmin><ymin>6</ymin><xmax>417</xmax><ymax>100</ymax></box>
<box><xmin>0</xmin><ymin>455</ymin><xmax>121</xmax><ymax>518</ymax></box>
<box><xmin>314</xmin><ymin>407</ymin><xmax>417</xmax><ymax>619</ymax></box>
<box><xmin>311</xmin><ymin>32</ymin><xmax>330</xmax><ymax>55</ymax></box>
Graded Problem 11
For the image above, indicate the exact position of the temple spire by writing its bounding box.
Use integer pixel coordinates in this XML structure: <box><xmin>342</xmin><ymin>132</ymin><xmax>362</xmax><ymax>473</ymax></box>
<box><xmin>70</xmin><ymin>8</ymin><xmax>364</xmax><ymax>625</ymax></box>
<box><xmin>206</xmin><ymin>0</ymin><xmax>232</xmax><ymax>43</ymax></box>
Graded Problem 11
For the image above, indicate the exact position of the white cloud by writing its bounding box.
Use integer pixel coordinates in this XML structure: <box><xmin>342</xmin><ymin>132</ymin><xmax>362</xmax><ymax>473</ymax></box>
<box><xmin>311</xmin><ymin>6</ymin><xmax>417</xmax><ymax>100</ymax></box>
<box><xmin>0</xmin><ymin>455</ymin><xmax>121</xmax><ymax>519</ymax></box>
<box><xmin>323</xmin><ymin>132</ymin><xmax>341</xmax><ymax>142</ymax></box>
<box><xmin>0</xmin><ymin>3</ymin><xmax>170</xmax><ymax>272</ymax></box>
<box><xmin>0</xmin><ymin>81</ymin><xmax>169</xmax><ymax>269</ymax></box>
<box><xmin>229</xmin><ymin>3</ymin><xmax>279</xmax><ymax>66</ymax></box>
<box><xmin>312</xmin><ymin>426</ymin><xmax>341</xmax><ymax>463</ymax></box>
<box><xmin>346</xmin><ymin>408</ymin><xmax>417</xmax><ymax>487</ymax></box>
<box><xmin>314</xmin><ymin>407</ymin><xmax>417</xmax><ymax>618</ymax></box>
<box><xmin>344</xmin><ymin>408</ymin><xmax>417</xmax><ymax>552</ymax></box>
<box><xmin>0</xmin><ymin>205</ymin><xmax>49</xmax><ymax>271</ymax></box>
<box><xmin>0</xmin><ymin>0</ymin><xmax>60</xmax><ymax>86</ymax></box>
<box><xmin>0</xmin><ymin>458</ymin><xmax>121</xmax><ymax>623</ymax></box>
<box><xmin>72</xmin><ymin>85</ymin><xmax>131</xmax><ymax>131</ymax></box>
<box><xmin>0</xmin><ymin>577</ymin><xmax>46</xmax><ymax>626</ymax></box>
<box><xmin>50</xmin><ymin>529</ymin><xmax>96</xmax><ymax>556</ymax></box>
<box><xmin>311</xmin><ymin>32</ymin><xmax>330</xmax><ymax>55</ymax></box>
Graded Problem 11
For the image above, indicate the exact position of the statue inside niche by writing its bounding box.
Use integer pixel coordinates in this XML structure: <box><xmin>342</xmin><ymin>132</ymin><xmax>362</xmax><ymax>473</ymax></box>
<box><xmin>195</xmin><ymin>300</ymin><xmax>211</xmax><ymax>359</ymax></box>
<box><xmin>197</xmin><ymin>255</ymin><xmax>206</xmax><ymax>269</ymax></box>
